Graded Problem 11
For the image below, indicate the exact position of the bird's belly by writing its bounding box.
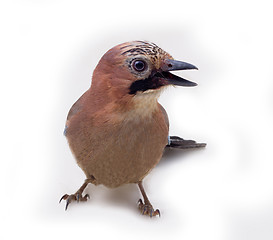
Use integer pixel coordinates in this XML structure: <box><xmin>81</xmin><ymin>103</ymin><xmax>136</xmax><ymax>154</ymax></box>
<box><xmin>74</xmin><ymin>116</ymin><xmax>168</xmax><ymax>188</ymax></box>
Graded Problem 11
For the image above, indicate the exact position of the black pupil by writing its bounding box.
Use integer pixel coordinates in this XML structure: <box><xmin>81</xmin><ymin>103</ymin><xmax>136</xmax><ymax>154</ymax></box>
<box><xmin>134</xmin><ymin>60</ymin><xmax>145</xmax><ymax>71</ymax></box>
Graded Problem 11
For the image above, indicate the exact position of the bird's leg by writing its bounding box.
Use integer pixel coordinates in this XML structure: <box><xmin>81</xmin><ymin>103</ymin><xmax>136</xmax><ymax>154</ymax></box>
<box><xmin>59</xmin><ymin>179</ymin><xmax>91</xmax><ymax>210</ymax></box>
<box><xmin>137</xmin><ymin>181</ymin><xmax>160</xmax><ymax>217</ymax></box>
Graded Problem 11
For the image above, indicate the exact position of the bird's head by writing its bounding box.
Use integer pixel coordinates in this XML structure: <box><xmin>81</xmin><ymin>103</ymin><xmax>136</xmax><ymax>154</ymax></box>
<box><xmin>91</xmin><ymin>41</ymin><xmax>198</xmax><ymax>107</ymax></box>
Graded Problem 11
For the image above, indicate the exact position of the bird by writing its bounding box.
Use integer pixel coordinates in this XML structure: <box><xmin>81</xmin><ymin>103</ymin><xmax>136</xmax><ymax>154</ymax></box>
<box><xmin>59</xmin><ymin>41</ymin><xmax>206</xmax><ymax>217</ymax></box>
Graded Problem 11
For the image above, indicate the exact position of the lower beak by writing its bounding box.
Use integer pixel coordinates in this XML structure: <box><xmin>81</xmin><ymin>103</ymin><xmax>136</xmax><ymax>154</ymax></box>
<box><xmin>159</xmin><ymin>59</ymin><xmax>198</xmax><ymax>87</ymax></box>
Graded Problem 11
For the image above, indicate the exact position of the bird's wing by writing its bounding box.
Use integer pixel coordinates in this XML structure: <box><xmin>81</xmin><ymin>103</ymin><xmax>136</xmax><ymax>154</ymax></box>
<box><xmin>67</xmin><ymin>92</ymin><xmax>87</xmax><ymax>121</ymax></box>
<box><xmin>64</xmin><ymin>92</ymin><xmax>87</xmax><ymax>136</ymax></box>
<box><xmin>158</xmin><ymin>104</ymin><xmax>169</xmax><ymax>130</ymax></box>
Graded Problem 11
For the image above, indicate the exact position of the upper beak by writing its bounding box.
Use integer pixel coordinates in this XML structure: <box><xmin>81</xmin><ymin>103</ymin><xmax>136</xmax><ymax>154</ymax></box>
<box><xmin>159</xmin><ymin>59</ymin><xmax>198</xmax><ymax>87</ymax></box>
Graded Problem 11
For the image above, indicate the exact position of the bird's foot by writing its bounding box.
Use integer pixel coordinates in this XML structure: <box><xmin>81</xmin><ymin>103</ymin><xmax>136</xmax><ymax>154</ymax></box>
<box><xmin>138</xmin><ymin>199</ymin><xmax>160</xmax><ymax>217</ymax></box>
<box><xmin>59</xmin><ymin>192</ymin><xmax>90</xmax><ymax>210</ymax></box>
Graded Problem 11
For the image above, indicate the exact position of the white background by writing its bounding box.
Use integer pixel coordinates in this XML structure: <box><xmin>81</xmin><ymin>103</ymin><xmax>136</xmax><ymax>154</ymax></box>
<box><xmin>1</xmin><ymin>0</ymin><xmax>273</xmax><ymax>239</ymax></box>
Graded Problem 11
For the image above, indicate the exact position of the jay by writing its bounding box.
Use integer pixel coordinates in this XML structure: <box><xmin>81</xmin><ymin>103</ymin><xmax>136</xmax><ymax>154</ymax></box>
<box><xmin>60</xmin><ymin>41</ymin><xmax>205</xmax><ymax>217</ymax></box>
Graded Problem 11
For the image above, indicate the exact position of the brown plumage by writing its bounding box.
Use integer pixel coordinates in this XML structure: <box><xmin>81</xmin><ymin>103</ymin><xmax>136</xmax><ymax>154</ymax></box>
<box><xmin>60</xmin><ymin>41</ymin><xmax>205</xmax><ymax>217</ymax></box>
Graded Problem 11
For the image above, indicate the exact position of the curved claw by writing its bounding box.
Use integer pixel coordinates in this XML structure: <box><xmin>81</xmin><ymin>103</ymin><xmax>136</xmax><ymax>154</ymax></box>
<box><xmin>154</xmin><ymin>209</ymin><xmax>161</xmax><ymax>217</ymax></box>
<box><xmin>65</xmin><ymin>195</ymin><xmax>74</xmax><ymax>210</ymax></box>
<box><xmin>59</xmin><ymin>194</ymin><xmax>69</xmax><ymax>203</ymax></box>
<box><xmin>83</xmin><ymin>194</ymin><xmax>90</xmax><ymax>201</ymax></box>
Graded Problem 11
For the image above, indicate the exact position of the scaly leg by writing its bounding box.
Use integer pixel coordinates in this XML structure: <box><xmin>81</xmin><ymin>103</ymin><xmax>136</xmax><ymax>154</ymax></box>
<box><xmin>137</xmin><ymin>181</ymin><xmax>160</xmax><ymax>217</ymax></box>
<box><xmin>59</xmin><ymin>179</ymin><xmax>91</xmax><ymax>210</ymax></box>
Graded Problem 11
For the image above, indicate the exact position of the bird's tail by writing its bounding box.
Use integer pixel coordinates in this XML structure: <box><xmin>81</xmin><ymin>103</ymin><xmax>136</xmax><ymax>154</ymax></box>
<box><xmin>166</xmin><ymin>136</ymin><xmax>206</xmax><ymax>149</ymax></box>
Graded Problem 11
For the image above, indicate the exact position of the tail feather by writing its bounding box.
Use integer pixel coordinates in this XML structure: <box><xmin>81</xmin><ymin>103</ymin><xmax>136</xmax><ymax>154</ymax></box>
<box><xmin>166</xmin><ymin>136</ymin><xmax>206</xmax><ymax>149</ymax></box>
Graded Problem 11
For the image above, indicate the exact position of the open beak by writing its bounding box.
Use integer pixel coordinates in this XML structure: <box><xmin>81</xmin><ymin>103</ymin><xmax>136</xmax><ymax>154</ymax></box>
<box><xmin>158</xmin><ymin>59</ymin><xmax>198</xmax><ymax>87</ymax></box>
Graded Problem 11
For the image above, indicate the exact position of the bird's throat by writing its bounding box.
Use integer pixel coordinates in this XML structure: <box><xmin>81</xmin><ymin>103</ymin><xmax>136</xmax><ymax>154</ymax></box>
<box><xmin>128</xmin><ymin>90</ymin><xmax>161</xmax><ymax>119</ymax></box>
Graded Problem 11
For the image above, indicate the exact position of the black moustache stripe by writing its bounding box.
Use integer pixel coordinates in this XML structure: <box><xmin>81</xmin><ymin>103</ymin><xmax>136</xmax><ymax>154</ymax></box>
<box><xmin>129</xmin><ymin>73</ymin><xmax>166</xmax><ymax>95</ymax></box>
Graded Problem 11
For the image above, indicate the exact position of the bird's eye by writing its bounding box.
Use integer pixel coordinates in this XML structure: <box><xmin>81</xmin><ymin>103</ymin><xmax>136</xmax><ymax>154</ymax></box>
<box><xmin>132</xmin><ymin>60</ymin><xmax>146</xmax><ymax>72</ymax></box>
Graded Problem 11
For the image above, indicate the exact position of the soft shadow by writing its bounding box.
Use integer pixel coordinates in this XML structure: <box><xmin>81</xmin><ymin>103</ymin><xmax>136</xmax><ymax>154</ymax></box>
<box><xmin>159</xmin><ymin>147</ymin><xmax>206</xmax><ymax>167</ymax></box>
<box><xmin>84</xmin><ymin>183</ymin><xmax>140</xmax><ymax>213</ymax></box>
